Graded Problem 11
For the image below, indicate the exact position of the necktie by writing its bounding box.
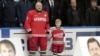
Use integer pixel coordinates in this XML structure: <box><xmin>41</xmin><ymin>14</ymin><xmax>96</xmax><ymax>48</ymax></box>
<box><xmin>51</xmin><ymin>1</ymin><xmax>54</xmax><ymax>8</ymax></box>
<box><xmin>50</xmin><ymin>1</ymin><xmax>54</xmax><ymax>20</ymax></box>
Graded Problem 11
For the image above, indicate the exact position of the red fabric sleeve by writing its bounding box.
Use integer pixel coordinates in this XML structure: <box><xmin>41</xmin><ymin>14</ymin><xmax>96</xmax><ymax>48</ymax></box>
<box><xmin>24</xmin><ymin>11</ymin><xmax>32</xmax><ymax>32</ymax></box>
<box><xmin>45</xmin><ymin>11</ymin><xmax>50</xmax><ymax>32</ymax></box>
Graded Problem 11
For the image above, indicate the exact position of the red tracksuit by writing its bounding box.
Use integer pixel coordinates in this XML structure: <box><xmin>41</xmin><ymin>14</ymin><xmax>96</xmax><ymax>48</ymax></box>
<box><xmin>24</xmin><ymin>10</ymin><xmax>50</xmax><ymax>54</ymax></box>
<box><xmin>51</xmin><ymin>27</ymin><xmax>65</xmax><ymax>53</ymax></box>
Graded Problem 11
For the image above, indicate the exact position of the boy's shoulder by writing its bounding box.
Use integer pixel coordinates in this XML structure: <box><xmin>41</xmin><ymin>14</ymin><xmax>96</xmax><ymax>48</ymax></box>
<box><xmin>50</xmin><ymin>27</ymin><xmax>65</xmax><ymax>30</ymax></box>
<box><xmin>50</xmin><ymin>27</ymin><xmax>55</xmax><ymax>31</ymax></box>
<box><xmin>60</xmin><ymin>27</ymin><xmax>64</xmax><ymax>30</ymax></box>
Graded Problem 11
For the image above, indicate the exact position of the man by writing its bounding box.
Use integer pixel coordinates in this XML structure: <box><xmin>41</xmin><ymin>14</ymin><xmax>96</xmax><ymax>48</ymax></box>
<box><xmin>87</xmin><ymin>38</ymin><xmax>100</xmax><ymax>56</ymax></box>
<box><xmin>86</xmin><ymin>0</ymin><xmax>100</xmax><ymax>26</ymax></box>
<box><xmin>2</xmin><ymin>0</ymin><xmax>18</xmax><ymax>27</ymax></box>
<box><xmin>0</xmin><ymin>40</ymin><xmax>16</xmax><ymax>56</ymax></box>
<box><xmin>67</xmin><ymin>1</ymin><xmax>82</xmax><ymax>26</ymax></box>
<box><xmin>45</xmin><ymin>0</ymin><xmax>59</xmax><ymax>26</ymax></box>
<box><xmin>24</xmin><ymin>2</ymin><xmax>50</xmax><ymax>56</ymax></box>
<box><xmin>17</xmin><ymin>0</ymin><xmax>33</xmax><ymax>27</ymax></box>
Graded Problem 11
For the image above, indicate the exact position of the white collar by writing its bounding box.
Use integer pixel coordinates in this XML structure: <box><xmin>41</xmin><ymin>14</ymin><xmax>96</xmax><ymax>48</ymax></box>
<box><xmin>49</xmin><ymin>0</ymin><xmax>54</xmax><ymax>6</ymax></box>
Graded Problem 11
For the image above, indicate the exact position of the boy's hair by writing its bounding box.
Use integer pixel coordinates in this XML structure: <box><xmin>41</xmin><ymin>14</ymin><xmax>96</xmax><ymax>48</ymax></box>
<box><xmin>0</xmin><ymin>40</ymin><xmax>16</xmax><ymax>54</ymax></box>
<box><xmin>55</xmin><ymin>19</ymin><xmax>62</xmax><ymax>23</ymax></box>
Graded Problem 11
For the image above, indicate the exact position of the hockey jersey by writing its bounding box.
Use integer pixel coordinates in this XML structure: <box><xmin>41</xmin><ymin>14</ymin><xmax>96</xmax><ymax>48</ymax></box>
<box><xmin>50</xmin><ymin>27</ymin><xmax>65</xmax><ymax>44</ymax></box>
<box><xmin>24</xmin><ymin>10</ymin><xmax>50</xmax><ymax>37</ymax></box>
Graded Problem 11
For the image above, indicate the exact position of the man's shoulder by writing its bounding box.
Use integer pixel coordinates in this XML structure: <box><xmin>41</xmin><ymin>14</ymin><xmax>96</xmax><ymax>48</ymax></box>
<box><xmin>28</xmin><ymin>10</ymin><xmax>35</xmax><ymax>12</ymax></box>
<box><xmin>42</xmin><ymin>10</ymin><xmax>48</xmax><ymax>13</ymax></box>
<box><xmin>28</xmin><ymin>10</ymin><xmax>36</xmax><ymax>14</ymax></box>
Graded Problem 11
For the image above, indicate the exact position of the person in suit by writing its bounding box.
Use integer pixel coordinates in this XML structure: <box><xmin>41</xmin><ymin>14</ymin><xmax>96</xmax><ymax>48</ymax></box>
<box><xmin>45</xmin><ymin>0</ymin><xmax>59</xmax><ymax>27</ymax></box>
<box><xmin>86</xmin><ymin>0</ymin><xmax>100</xmax><ymax>26</ymax></box>
<box><xmin>2</xmin><ymin>0</ymin><xmax>18</xmax><ymax>27</ymax></box>
<box><xmin>67</xmin><ymin>1</ymin><xmax>82</xmax><ymax>26</ymax></box>
<box><xmin>17</xmin><ymin>0</ymin><xmax>33</xmax><ymax>27</ymax></box>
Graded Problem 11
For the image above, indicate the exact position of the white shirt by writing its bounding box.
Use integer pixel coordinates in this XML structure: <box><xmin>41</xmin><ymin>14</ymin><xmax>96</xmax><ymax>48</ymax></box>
<box><xmin>49</xmin><ymin>0</ymin><xmax>54</xmax><ymax>7</ymax></box>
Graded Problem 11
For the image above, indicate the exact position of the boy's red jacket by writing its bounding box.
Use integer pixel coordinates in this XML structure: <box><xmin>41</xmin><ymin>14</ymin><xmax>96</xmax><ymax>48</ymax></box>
<box><xmin>24</xmin><ymin>10</ymin><xmax>50</xmax><ymax>37</ymax></box>
<box><xmin>51</xmin><ymin>27</ymin><xmax>65</xmax><ymax>41</ymax></box>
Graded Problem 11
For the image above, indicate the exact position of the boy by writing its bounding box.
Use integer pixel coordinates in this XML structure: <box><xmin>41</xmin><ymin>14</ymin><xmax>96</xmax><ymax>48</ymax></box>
<box><xmin>50</xmin><ymin>19</ymin><xmax>65</xmax><ymax>56</ymax></box>
<box><xmin>0</xmin><ymin>40</ymin><xmax>16</xmax><ymax>56</ymax></box>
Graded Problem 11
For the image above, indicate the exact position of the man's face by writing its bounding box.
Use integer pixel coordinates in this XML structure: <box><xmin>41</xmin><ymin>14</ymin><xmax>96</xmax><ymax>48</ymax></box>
<box><xmin>88</xmin><ymin>42</ymin><xmax>100</xmax><ymax>56</ymax></box>
<box><xmin>35</xmin><ymin>2</ymin><xmax>42</xmax><ymax>12</ymax></box>
<box><xmin>0</xmin><ymin>44</ymin><xmax>15</xmax><ymax>56</ymax></box>
<box><xmin>91</xmin><ymin>1</ymin><xmax>97</xmax><ymax>8</ymax></box>
<box><xmin>71</xmin><ymin>2</ymin><xmax>77</xmax><ymax>8</ymax></box>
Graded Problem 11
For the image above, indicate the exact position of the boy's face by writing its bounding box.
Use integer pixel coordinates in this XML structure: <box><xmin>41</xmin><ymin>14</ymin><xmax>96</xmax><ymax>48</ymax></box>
<box><xmin>0</xmin><ymin>44</ymin><xmax>15</xmax><ymax>56</ymax></box>
<box><xmin>55</xmin><ymin>20</ymin><xmax>61</xmax><ymax>27</ymax></box>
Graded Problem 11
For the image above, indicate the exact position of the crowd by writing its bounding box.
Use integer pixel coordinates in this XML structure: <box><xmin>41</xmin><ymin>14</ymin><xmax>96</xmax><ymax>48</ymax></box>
<box><xmin>0</xmin><ymin>0</ymin><xmax>100</xmax><ymax>28</ymax></box>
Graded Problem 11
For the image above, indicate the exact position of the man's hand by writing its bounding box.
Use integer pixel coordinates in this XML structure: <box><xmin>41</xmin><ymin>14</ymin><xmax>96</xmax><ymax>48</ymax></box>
<box><xmin>27</xmin><ymin>34</ymin><xmax>33</xmax><ymax>38</ymax></box>
<box><xmin>27</xmin><ymin>31</ymin><xmax>32</xmax><ymax>38</ymax></box>
<box><xmin>46</xmin><ymin>34</ymin><xmax>51</xmax><ymax>41</ymax></box>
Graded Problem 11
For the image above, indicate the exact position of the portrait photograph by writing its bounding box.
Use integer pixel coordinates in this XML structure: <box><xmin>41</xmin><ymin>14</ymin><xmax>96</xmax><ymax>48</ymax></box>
<box><xmin>74</xmin><ymin>36</ymin><xmax>100</xmax><ymax>56</ymax></box>
<box><xmin>0</xmin><ymin>38</ymin><xmax>24</xmax><ymax>56</ymax></box>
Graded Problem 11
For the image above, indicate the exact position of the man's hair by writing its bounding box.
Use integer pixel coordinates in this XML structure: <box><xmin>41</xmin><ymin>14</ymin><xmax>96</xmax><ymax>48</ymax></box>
<box><xmin>0</xmin><ymin>40</ymin><xmax>16</xmax><ymax>54</ymax></box>
<box><xmin>87</xmin><ymin>38</ymin><xmax>100</xmax><ymax>49</ymax></box>
<box><xmin>35</xmin><ymin>1</ymin><xmax>42</xmax><ymax>6</ymax></box>
<box><xmin>91</xmin><ymin>0</ymin><xmax>97</xmax><ymax>2</ymax></box>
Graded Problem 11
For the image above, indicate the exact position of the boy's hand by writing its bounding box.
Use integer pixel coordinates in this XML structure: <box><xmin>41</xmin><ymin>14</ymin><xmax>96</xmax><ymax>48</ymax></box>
<box><xmin>46</xmin><ymin>31</ymin><xmax>51</xmax><ymax>38</ymax></box>
<box><xmin>46</xmin><ymin>34</ymin><xmax>50</xmax><ymax>38</ymax></box>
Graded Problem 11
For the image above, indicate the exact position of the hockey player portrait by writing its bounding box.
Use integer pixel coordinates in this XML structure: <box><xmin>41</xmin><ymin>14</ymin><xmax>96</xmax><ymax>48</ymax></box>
<box><xmin>0</xmin><ymin>40</ymin><xmax>16</xmax><ymax>56</ymax></box>
<box><xmin>24</xmin><ymin>1</ymin><xmax>50</xmax><ymax>56</ymax></box>
<box><xmin>87</xmin><ymin>38</ymin><xmax>100</xmax><ymax>56</ymax></box>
